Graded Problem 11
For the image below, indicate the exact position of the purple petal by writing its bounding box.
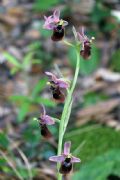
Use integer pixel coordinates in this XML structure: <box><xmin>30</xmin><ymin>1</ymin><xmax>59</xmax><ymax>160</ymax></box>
<box><xmin>81</xmin><ymin>27</ymin><xmax>85</xmax><ymax>37</ymax></box>
<box><xmin>53</xmin><ymin>9</ymin><xmax>60</xmax><ymax>22</ymax></box>
<box><xmin>43</xmin><ymin>115</ymin><xmax>55</xmax><ymax>125</ymax></box>
<box><xmin>44</xmin><ymin>16</ymin><xmax>47</xmax><ymax>20</ymax></box>
<box><xmin>71</xmin><ymin>156</ymin><xmax>81</xmax><ymax>163</ymax></box>
<box><xmin>48</xmin><ymin>22</ymin><xmax>56</xmax><ymax>29</ymax></box>
<box><xmin>49</xmin><ymin>155</ymin><xmax>65</xmax><ymax>162</ymax></box>
<box><xmin>45</xmin><ymin>71</ymin><xmax>54</xmax><ymax>77</ymax></box>
<box><xmin>41</xmin><ymin>105</ymin><xmax>46</xmax><ymax>116</ymax></box>
<box><xmin>57</xmin><ymin>79</ymin><xmax>69</xmax><ymax>89</ymax></box>
<box><xmin>64</xmin><ymin>141</ymin><xmax>71</xmax><ymax>155</ymax></box>
<box><xmin>43</xmin><ymin>15</ymin><xmax>55</xmax><ymax>30</ymax></box>
<box><xmin>43</xmin><ymin>24</ymin><xmax>53</xmax><ymax>30</ymax></box>
<box><xmin>43</xmin><ymin>22</ymin><xmax>54</xmax><ymax>30</ymax></box>
<box><xmin>45</xmin><ymin>71</ymin><xmax>57</xmax><ymax>83</ymax></box>
<box><xmin>43</xmin><ymin>21</ymin><xmax>52</xmax><ymax>30</ymax></box>
<box><xmin>77</xmin><ymin>32</ymin><xmax>85</xmax><ymax>43</ymax></box>
<box><xmin>78</xmin><ymin>27</ymin><xmax>89</xmax><ymax>43</ymax></box>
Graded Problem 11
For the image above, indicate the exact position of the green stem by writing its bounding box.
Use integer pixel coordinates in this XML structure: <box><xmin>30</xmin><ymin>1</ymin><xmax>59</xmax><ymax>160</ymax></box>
<box><xmin>63</xmin><ymin>40</ymin><xmax>74</xmax><ymax>47</ymax></box>
<box><xmin>57</xmin><ymin>48</ymin><xmax>80</xmax><ymax>180</ymax></box>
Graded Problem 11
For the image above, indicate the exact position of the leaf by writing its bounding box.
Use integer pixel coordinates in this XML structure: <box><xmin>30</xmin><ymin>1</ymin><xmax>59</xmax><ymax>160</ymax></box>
<box><xmin>34</xmin><ymin>97</ymin><xmax>56</xmax><ymax>107</ymax></box>
<box><xmin>34</xmin><ymin>0</ymin><xmax>59</xmax><ymax>11</ymax></box>
<box><xmin>28</xmin><ymin>41</ymin><xmax>42</xmax><ymax>50</ymax></box>
<box><xmin>31</xmin><ymin>78</ymin><xmax>47</xmax><ymax>98</ymax></box>
<box><xmin>9</xmin><ymin>95</ymin><xmax>30</xmax><ymax>104</ymax></box>
<box><xmin>80</xmin><ymin>44</ymin><xmax>100</xmax><ymax>75</ymax></box>
<box><xmin>0</xmin><ymin>157</ymin><xmax>6</xmax><ymax>166</ymax></box>
<box><xmin>110</xmin><ymin>49</ymin><xmax>120</xmax><ymax>72</ymax></box>
<box><xmin>40</xmin><ymin>26</ymin><xmax>52</xmax><ymax>38</ymax></box>
<box><xmin>23</xmin><ymin>128</ymin><xmax>40</xmax><ymax>145</ymax></box>
<box><xmin>3</xmin><ymin>52</ymin><xmax>21</xmax><ymax>68</ymax></box>
<box><xmin>65</xmin><ymin>126</ymin><xmax>120</xmax><ymax>163</ymax></box>
<box><xmin>103</xmin><ymin>23</ymin><xmax>116</xmax><ymax>32</ymax></box>
<box><xmin>18</xmin><ymin>103</ymin><xmax>30</xmax><ymax>122</ymax></box>
<box><xmin>83</xmin><ymin>92</ymin><xmax>108</xmax><ymax>107</ymax></box>
<box><xmin>17</xmin><ymin>167</ymin><xmax>37</xmax><ymax>179</ymax></box>
<box><xmin>10</xmin><ymin>67</ymin><xmax>20</xmax><ymax>74</ymax></box>
<box><xmin>0</xmin><ymin>132</ymin><xmax>9</xmax><ymax>149</ymax></box>
<box><xmin>72</xmin><ymin>149</ymin><xmax>120</xmax><ymax>180</ymax></box>
<box><xmin>68</xmin><ymin>44</ymin><xmax>100</xmax><ymax>75</ymax></box>
<box><xmin>31</xmin><ymin>59</ymin><xmax>42</xmax><ymax>64</ymax></box>
<box><xmin>41</xmin><ymin>144</ymin><xmax>55</xmax><ymax>159</ymax></box>
<box><xmin>23</xmin><ymin>52</ymin><xmax>34</xmax><ymax>68</ymax></box>
<box><xmin>91</xmin><ymin>2</ymin><xmax>110</xmax><ymax>23</ymax></box>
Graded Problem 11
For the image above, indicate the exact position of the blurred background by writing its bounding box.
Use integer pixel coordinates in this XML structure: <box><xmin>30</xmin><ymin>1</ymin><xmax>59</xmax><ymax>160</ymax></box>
<box><xmin>0</xmin><ymin>0</ymin><xmax>120</xmax><ymax>179</ymax></box>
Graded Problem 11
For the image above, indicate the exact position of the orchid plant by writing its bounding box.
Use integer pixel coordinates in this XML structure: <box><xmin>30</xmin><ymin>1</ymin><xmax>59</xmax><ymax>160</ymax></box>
<box><xmin>36</xmin><ymin>9</ymin><xmax>94</xmax><ymax>180</ymax></box>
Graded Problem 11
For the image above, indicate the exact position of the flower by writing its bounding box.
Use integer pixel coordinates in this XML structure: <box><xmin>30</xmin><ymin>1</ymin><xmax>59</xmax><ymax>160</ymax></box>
<box><xmin>45</xmin><ymin>72</ymin><xmax>69</xmax><ymax>89</ymax></box>
<box><xmin>38</xmin><ymin>105</ymin><xmax>55</xmax><ymax>138</ymax></box>
<box><xmin>77</xmin><ymin>27</ymin><xmax>94</xmax><ymax>60</ymax></box>
<box><xmin>43</xmin><ymin>10</ymin><xmax>68</xmax><ymax>41</ymax></box>
<box><xmin>45</xmin><ymin>72</ymin><xmax>69</xmax><ymax>102</ymax></box>
<box><xmin>49</xmin><ymin>141</ymin><xmax>81</xmax><ymax>174</ymax></box>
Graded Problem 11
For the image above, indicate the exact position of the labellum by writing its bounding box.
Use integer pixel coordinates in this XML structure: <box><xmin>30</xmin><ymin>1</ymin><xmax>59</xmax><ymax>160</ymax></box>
<box><xmin>40</xmin><ymin>123</ymin><xmax>52</xmax><ymax>139</ymax></box>
<box><xmin>51</xmin><ymin>25</ymin><xmax>64</xmax><ymax>41</ymax></box>
<box><xmin>80</xmin><ymin>41</ymin><xmax>91</xmax><ymax>60</ymax></box>
<box><xmin>52</xmin><ymin>87</ymin><xmax>65</xmax><ymax>102</ymax></box>
<box><xmin>59</xmin><ymin>157</ymin><xmax>72</xmax><ymax>174</ymax></box>
<box><xmin>108</xmin><ymin>175</ymin><xmax>120</xmax><ymax>180</ymax></box>
<box><xmin>50</xmin><ymin>81</ymin><xmax>65</xmax><ymax>102</ymax></box>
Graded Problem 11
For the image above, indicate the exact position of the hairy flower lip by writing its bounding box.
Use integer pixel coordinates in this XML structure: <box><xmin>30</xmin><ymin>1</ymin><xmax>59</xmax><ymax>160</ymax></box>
<box><xmin>51</xmin><ymin>25</ymin><xmax>65</xmax><ymax>41</ymax></box>
<box><xmin>40</xmin><ymin>124</ymin><xmax>52</xmax><ymax>139</ymax></box>
<box><xmin>59</xmin><ymin>158</ymin><xmax>73</xmax><ymax>174</ymax></box>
